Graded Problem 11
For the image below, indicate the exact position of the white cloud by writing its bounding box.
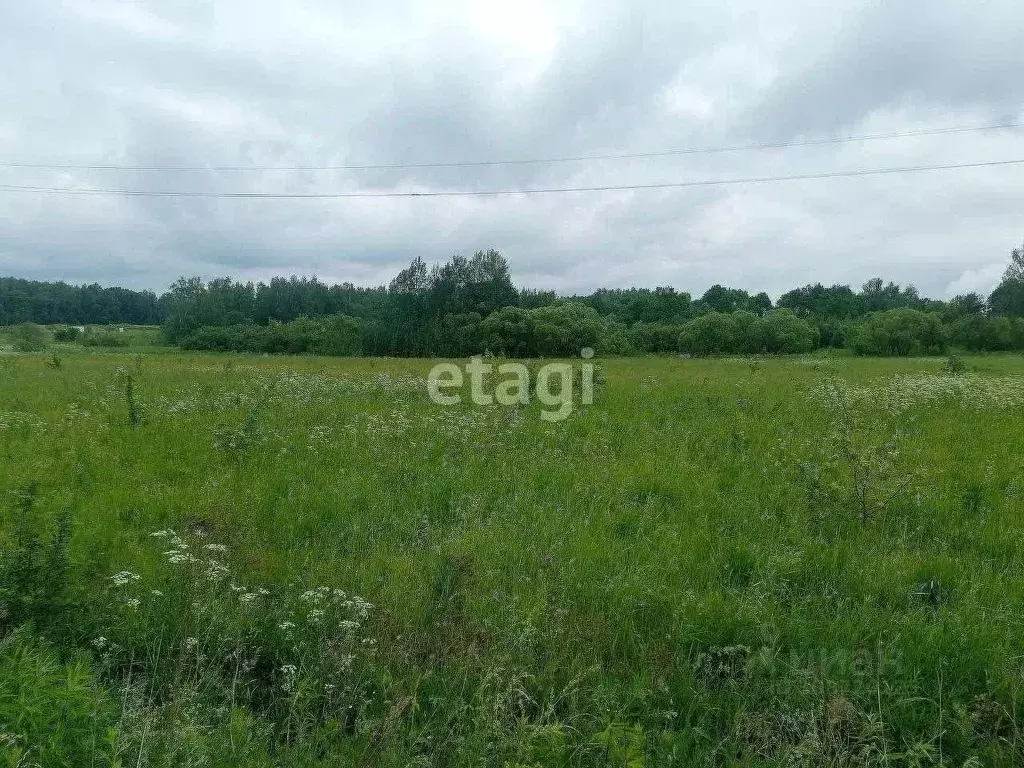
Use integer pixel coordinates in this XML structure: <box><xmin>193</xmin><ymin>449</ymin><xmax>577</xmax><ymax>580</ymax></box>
<box><xmin>944</xmin><ymin>264</ymin><xmax>1007</xmax><ymax>298</ymax></box>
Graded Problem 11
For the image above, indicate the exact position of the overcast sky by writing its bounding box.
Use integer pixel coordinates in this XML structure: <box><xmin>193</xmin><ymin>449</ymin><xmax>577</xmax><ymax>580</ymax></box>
<box><xmin>1</xmin><ymin>0</ymin><xmax>1022</xmax><ymax>299</ymax></box>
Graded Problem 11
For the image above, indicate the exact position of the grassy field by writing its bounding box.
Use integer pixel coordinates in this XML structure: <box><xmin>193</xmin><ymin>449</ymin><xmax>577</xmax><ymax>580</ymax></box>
<box><xmin>2</xmin><ymin>344</ymin><xmax>1024</xmax><ymax>766</ymax></box>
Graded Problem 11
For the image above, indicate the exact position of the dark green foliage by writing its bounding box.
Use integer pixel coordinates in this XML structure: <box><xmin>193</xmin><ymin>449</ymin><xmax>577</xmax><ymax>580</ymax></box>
<box><xmin>989</xmin><ymin>278</ymin><xmax>1024</xmax><ymax>317</ymax></box>
<box><xmin>52</xmin><ymin>326</ymin><xmax>82</xmax><ymax>342</ymax></box>
<box><xmin>118</xmin><ymin>371</ymin><xmax>144</xmax><ymax>428</ymax></box>
<box><xmin>749</xmin><ymin>309</ymin><xmax>820</xmax><ymax>354</ymax></box>
<box><xmin>10</xmin><ymin>322</ymin><xmax>47</xmax><ymax>352</ymax></box>
<box><xmin>0</xmin><ymin>483</ymin><xmax>73</xmax><ymax>634</ymax></box>
<box><xmin>778</xmin><ymin>283</ymin><xmax>861</xmax><ymax>317</ymax></box>
<box><xmin>678</xmin><ymin>312</ymin><xmax>747</xmax><ymax>356</ymax></box>
<box><xmin>678</xmin><ymin>310</ymin><xmax>818</xmax><ymax>356</ymax></box>
<box><xmin>530</xmin><ymin>302</ymin><xmax>606</xmax><ymax>356</ymax></box>
<box><xmin>0</xmin><ymin>629</ymin><xmax>120</xmax><ymax>768</ymax></box>
<box><xmin>850</xmin><ymin>309</ymin><xmax>947</xmax><ymax>356</ymax></box>
<box><xmin>10</xmin><ymin>239</ymin><xmax>1024</xmax><ymax>360</ymax></box>
<box><xmin>948</xmin><ymin>315</ymin><xmax>1024</xmax><ymax>352</ymax></box>
<box><xmin>480</xmin><ymin>306</ymin><xmax>535</xmax><ymax>356</ymax></box>
<box><xmin>181</xmin><ymin>315</ymin><xmax>366</xmax><ymax>356</ymax></box>
<box><xmin>0</xmin><ymin>276</ymin><xmax>161</xmax><ymax>325</ymax></box>
<box><xmin>945</xmin><ymin>354</ymin><xmax>967</xmax><ymax>374</ymax></box>
<box><xmin>82</xmin><ymin>329</ymin><xmax>129</xmax><ymax>347</ymax></box>
<box><xmin>627</xmin><ymin>322</ymin><xmax>685</xmax><ymax>354</ymax></box>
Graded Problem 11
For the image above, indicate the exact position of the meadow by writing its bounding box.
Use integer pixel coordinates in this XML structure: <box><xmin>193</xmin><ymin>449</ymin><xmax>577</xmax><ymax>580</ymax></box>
<box><xmin>2</xmin><ymin>338</ymin><xmax>1024</xmax><ymax>766</ymax></box>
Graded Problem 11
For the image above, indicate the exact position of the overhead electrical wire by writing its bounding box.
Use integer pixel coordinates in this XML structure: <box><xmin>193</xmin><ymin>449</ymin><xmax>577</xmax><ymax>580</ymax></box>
<box><xmin>0</xmin><ymin>157</ymin><xmax>1021</xmax><ymax>198</ymax></box>
<box><xmin>0</xmin><ymin>121</ymin><xmax>1020</xmax><ymax>172</ymax></box>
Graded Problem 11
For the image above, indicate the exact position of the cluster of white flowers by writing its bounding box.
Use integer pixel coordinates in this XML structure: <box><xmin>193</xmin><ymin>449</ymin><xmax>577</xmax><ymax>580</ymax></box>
<box><xmin>104</xmin><ymin>526</ymin><xmax>379</xmax><ymax>701</ymax></box>
<box><xmin>0</xmin><ymin>411</ymin><xmax>47</xmax><ymax>434</ymax></box>
<box><xmin>154</xmin><ymin>370</ymin><xmax>427</xmax><ymax>425</ymax></box>
<box><xmin>238</xmin><ymin>586</ymin><xmax>270</xmax><ymax>604</ymax></box>
<box><xmin>814</xmin><ymin>373</ymin><xmax>1024</xmax><ymax>414</ymax></box>
<box><xmin>205</xmin><ymin>559</ymin><xmax>230</xmax><ymax>581</ymax></box>
<box><xmin>280</xmin><ymin>663</ymin><xmax>298</xmax><ymax>693</ymax></box>
<box><xmin>111</xmin><ymin>570</ymin><xmax>141</xmax><ymax>587</ymax></box>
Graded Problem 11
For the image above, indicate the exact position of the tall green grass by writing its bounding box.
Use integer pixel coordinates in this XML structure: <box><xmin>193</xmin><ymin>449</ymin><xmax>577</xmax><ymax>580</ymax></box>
<box><xmin>1</xmin><ymin>349</ymin><xmax>1024</xmax><ymax>765</ymax></box>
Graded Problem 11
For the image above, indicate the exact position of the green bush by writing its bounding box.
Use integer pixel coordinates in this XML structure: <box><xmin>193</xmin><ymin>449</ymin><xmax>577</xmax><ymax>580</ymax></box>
<box><xmin>530</xmin><ymin>302</ymin><xmax>606</xmax><ymax>357</ymax></box>
<box><xmin>52</xmin><ymin>326</ymin><xmax>82</xmax><ymax>342</ymax></box>
<box><xmin>0</xmin><ymin>483</ymin><xmax>73</xmax><ymax>636</ymax></box>
<box><xmin>480</xmin><ymin>306</ymin><xmax>534</xmax><ymax>357</ymax></box>
<box><xmin>82</xmin><ymin>330</ymin><xmax>129</xmax><ymax>348</ymax></box>
<box><xmin>750</xmin><ymin>309</ymin><xmax>820</xmax><ymax>354</ymax></box>
<box><xmin>628</xmin><ymin>322</ymin><xmax>685</xmax><ymax>354</ymax></box>
<box><xmin>9</xmin><ymin>323</ymin><xmax>47</xmax><ymax>352</ymax></box>
<box><xmin>678</xmin><ymin>312</ymin><xmax>752</xmax><ymax>356</ymax></box>
<box><xmin>180</xmin><ymin>315</ymin><xmax>366</xmax><ymax>356</ymax></box>
<box><xmin>849</xmin><ymin>309</ymin><xmax>947</xmax><ymax>356</ymax></box>
<box><xmin>677</xmin><ymin>310</ymin><xmax>820</xmax><ymax>356</ymax></box>
<box><xmin>948</xmin><ymin>315</ymin><xmax>1024</xmax><ymax>352</ymax></box>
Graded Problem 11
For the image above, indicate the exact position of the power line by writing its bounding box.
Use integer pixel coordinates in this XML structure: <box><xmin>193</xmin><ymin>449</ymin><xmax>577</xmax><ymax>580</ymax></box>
<box><xmin>0</xmin><ymin>121</ymin><xmax>1021</xmax><ymax>172</ymax></box>
<box><xmin>0</xmin><ymin>157</ymin><xmax>1021</xmax><ymax>199</ymax></box>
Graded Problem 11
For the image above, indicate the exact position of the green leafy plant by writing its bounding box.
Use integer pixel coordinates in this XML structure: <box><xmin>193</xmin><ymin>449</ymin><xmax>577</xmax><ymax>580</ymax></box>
<box><xmin>0</xmin><ymin>483</ymin><xmax>72</xmax><ymax>634</ymax></box>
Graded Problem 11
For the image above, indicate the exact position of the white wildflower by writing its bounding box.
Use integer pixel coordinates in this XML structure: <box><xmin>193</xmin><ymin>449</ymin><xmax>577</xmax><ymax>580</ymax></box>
<box><xmin>280</xmin><ymin>663</ymin><xmax>298</xmax><ymax>693</ymax></box>
<box><xmin>205</xmin><ymin>559</ymin><xmax>229</xmax><ymax>581</ymax></box>
<box><xmin>111</xmin><ymin>570</ymin><xmax>141</xmax><ymax>587</ymax></box>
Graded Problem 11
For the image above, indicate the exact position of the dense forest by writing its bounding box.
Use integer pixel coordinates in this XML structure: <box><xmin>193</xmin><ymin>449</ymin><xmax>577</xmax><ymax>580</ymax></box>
<box><xmin>4</xmin><ymin>243</ymin><xmax>1024</xmax><ymax>357</ymax></box>
<box><xmin>0</xmin><ymin>277</ymin><xmax>163</xmax><ymax>325</ymax></box>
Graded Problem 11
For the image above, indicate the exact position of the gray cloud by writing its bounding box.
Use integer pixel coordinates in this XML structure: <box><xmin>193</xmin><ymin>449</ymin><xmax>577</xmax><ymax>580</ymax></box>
<box><xmin>0</xmin><ymin>0</ymin><xmax>1022</xmax><ymax>299</ymax></box>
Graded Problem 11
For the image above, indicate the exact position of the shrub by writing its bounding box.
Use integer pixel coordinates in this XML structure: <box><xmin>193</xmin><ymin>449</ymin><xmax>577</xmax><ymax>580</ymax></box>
<box><xmin>849</xmin><ymin>309</ymin><xmax>947</xmax><ymax>356</ymax></box>
<box><xmin>82</xmin><ymin>330</ymin><xmax>129</xmax><ymax>348</ymax></box>
<box><xmin>948</xmin><ymin>315</ymin><xmax>1024</xmax><ymax>352</ymax></box>
<box><xmin>9</xmin><ymin>323</ymin><xmax>47</xmax><ymax>352</ymax></box>
<box><xmin>0</xmin><ymin>483</ymin><xmax>73</xmax><ymax>635</ymax></box>
<box><xmin>678</xmin><ymin>312</ymin><xmax>754</xmax><ymax>356</ymax></box>
<box><xmin>529</xmin><ymin>302</ymin><xmax>605</xmax><ymax>357</ymax></box>
<box><xmin>180</xmin><ymin>315</ymin><xmax>366</xmax><ymax>357</ymax></box>
<box><xmin>52</xmin><ymin>326</ymin><xmax>82</xmax><ymax>342</ymax></box>
<box><xmin>480</xmin><ymin>306</ymin><xmax>535</xmax><ymax>357</ymax></box>
<box><xmin>629</xmin><ymin>322</ymin><xmax>685</xmax><ymax>354</ymax></box>
<box><xmin>750</xmin><ymin>309</ymin><xmax>820</xmax><ymax>354</ymax></box>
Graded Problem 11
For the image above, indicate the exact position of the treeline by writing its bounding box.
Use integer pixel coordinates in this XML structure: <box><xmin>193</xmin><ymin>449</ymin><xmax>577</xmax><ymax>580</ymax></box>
<box><xmin>0</xmin><ymin>277</ymin><xmax>162</xmax><ymax>325</ymax></box>
<box><xmin>160</xmin><ymin>243</ymin><xmax>1024</xmax><ymax>357</ymax></box>
<box><xmin>7</xmin><ymin>241</ymin><xmax>1024</xmax><ymax>357</ymax></box>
